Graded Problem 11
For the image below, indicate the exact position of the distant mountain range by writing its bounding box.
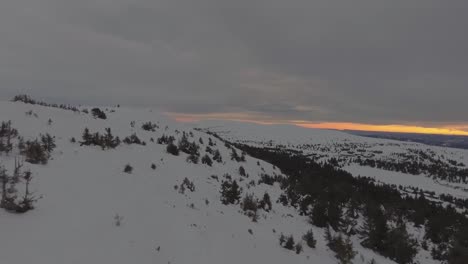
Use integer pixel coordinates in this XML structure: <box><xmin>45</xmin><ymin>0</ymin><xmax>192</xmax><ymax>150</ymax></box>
<box><xmin>344</xmin><ymin>130</ymin><xmax>468</xmax><ymax>149</ymax></box>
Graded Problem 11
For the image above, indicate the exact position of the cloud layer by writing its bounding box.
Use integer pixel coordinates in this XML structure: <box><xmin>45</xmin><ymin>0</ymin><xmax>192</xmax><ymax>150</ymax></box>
<box><xmin>1</xmin><ymin>0</ymin><xmax>467</xmax><ymax>125</ymax></box>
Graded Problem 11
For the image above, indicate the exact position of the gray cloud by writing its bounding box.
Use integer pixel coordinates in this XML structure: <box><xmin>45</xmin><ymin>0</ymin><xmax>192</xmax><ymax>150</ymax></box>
<box><xmin>0</xmin><ymin>0</ymin><xmax>467</xmax><ymax>125</ymax></box>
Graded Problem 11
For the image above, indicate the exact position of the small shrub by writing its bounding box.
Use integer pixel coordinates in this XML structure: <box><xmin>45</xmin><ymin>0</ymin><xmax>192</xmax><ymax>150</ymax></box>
<box><xmin>22</xmin><ymin>140</ymin><xmax>48</xmax><ymax>164</ymax></box>
<box><xmin>166</xmin><ymin>143</ymin><xmax>179</xmax><ymax>156</ymax></box>
<box><xmin>279</xmin><ymin>233</ymin><xmax>286</xmax><ymax>246</ymax></box>
<box><xmin>151</xmin><ymin>163</ymin><xmax>157</xmax><ymax>170</ymax></box>
<box><xmin>114</xmin><ymin>214</ymin><xmax>124</xmax><ymax>226</ymax></box>
<box><xmin>124</xmin><ymin>164</ymin><xmax>133</xmax><ymax>174</ymax></box>
<box><xmin>284</xmin><ymin>235</ymin><xmax>295</xmax><ymax>250</ymax></box>
<box><xmin>295</xmin><ymin>243</ymin><xmax>303</xmax><ymax>254</ymax></box>
<box><xmin>303</xmin><ymin>230</ymin><xmax>317</xmax><ymax>248</ymax></box>
<box><xmin>91</xmin><ymin>108</ymin><xmax>107</xmax><ymax>119</ymax></box>
<box><xmin>239</xmin><ymin>166</ymin><xmax>247</xmax><ymax>177</ymax></box>
<box><xmin>259</xmin><ymin>192</ymin><xmax>272</xmax><ymax>212</ymax></box>
<box><xmin>141</xmin><ymin>121</ymin><xmax>158</xmax><ymax>131</ymax></box>
<box><xmin>213</xmin><ymin>149</ymin><xmax>223</xmax><ymax>163</ymax></box>
<box><xmin>210</xmin><ymin>175</ymin><xmax>219</xmax><ymax>182</ymax></box>
<box><xmin>186</xmin><ymin>153</ymin><xmax>199</xmax><ymax>164</ymax></box>
<box><xmin>201</xmin><ymin>154</ymin><xmax>213</xmax><ymax>166</ymax></box>
<box><xmin>123</xmin><ymin>133</ymin><xmax>145</xmax><ymax>145</ymax></box>
<box><xmin>181</xmin><ymin>178</ymin><xmax>195</xmax><ymax>192</ymax></box>
<box><xmin>157</xmin><ymin>134</ymin><xmax>175</xmax><ymax>145</ymax></box>
<box><xmin>242</xmin><ymin>193</ymin><xmax>258</xmax><ymax>212</ymax></box>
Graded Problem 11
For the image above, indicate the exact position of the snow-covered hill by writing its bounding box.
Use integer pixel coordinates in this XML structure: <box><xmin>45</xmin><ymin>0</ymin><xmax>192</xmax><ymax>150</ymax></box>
<box><xmin>0</xmin><ymin>99</ymin><xmax>466</xmax><ymax>264</ymax></box>
<box><xmin>0</xmin><ymin>100</ymin><xmax>397</xmax><ymax>264</ymax></box>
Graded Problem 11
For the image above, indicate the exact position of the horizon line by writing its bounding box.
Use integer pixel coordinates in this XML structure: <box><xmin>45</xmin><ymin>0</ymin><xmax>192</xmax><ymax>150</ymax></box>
<box><xmin>167</xmin><ymin>113</ymin><xmax>468</xmax><ymax>136</ymax></box>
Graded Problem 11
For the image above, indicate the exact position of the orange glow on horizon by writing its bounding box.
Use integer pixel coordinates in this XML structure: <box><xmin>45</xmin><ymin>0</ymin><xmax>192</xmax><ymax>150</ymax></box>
<box><xmin>296</xmin><ymin>122</ymin><xmax>468</xmax><ymax>136</ymax></box>
<box><xmin>166</xmin><ymin>112</ymin><xmax>468</xmax><ymax>136</ymax></box>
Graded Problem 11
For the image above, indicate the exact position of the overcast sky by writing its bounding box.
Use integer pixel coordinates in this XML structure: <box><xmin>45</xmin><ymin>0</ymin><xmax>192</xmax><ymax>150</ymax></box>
<box><xmin>1</xmin><ymin>0</ymin><xmax>467</xmax><ymax>126</ymax></box>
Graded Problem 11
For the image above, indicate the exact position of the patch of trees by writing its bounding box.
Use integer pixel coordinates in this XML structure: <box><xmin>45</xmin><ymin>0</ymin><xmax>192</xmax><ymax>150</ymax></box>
<box><xmin>220</xmin><ymin>179</ymin><xmax>242</xmax><ymax>205</ymax></box>
<box><xmin>179</xmin><ymin>178</ymin><xmax>195</xmax><ymax>194</ymax></box>
<box><xmin>237</xmin><ymin>144</ymin><xmax>468</xmax><ymax>264</ymax></box>
<box><xmin>141</xmin><ymin>122</ymin><xmax>158</xmax><ymax>132</ymax></box>
<box><xmin>241</xmin><ymin>193</ymin><xmax>259</xmax><ymax>222</ymax></box>
<box><xmin>91</xmin><ymin>108</ymin><xmax>107</xmax><ymax>119</ymax></box>
<box><xmin>178</xmin><ymin>132</ymin><xmax>200</xmax><ymax>164</ymax></box>
<box><xmin>157</xmin><ymin>134</ymin><xmax>175</xmax><ymax>145</ymax></box>
<box><xmin>21</xmin><ymin>139</ymin><xmax>49</xmax><ymax>164</ymax></box>
<box><xmin>303</xmin><ymin>230</ymin><xmax>317</xmax><ymax>248</ymax></box>
<box><xmin>0</xmin><ymin>159</ymin><xmax>38</xmax><ymax>213</ymax></box>
<box><xmin>325</xmin><ymin>228</ymin><xmax>356</xmax><ymax>264</ymax></box>
<box><xmin>355</xmin><ymin>155</ymin><xmax>468</xmax><ymax>184</ymax></box>
<box><xmin>123</xmin><ymin>133</ymin><xmax>146</xmax><ymax>145</ymax></box>
<box><xmin>12</xmin><ymin>94</ymin><xmax>80</xmax><ymax>112</ymax></box>
<box><xmin>230</xmin><ymin>148</ymin><xmax>246</xmax><ymax>162</ymax></box>
<box><xmin>212</xmin><ymin>149</ymin><xmax>223</xmax><ymax>163</ymax></box>
<box><xmin>258</xmin><ymin>173</ymin><xmax>284</xmax><ymax>186</ymax></box>
<box><xmin>80</xmin><ymin>127</ymin><xmax>120</xmax><ymax>149</ymax></box>
<box><xmin>279</xmin><ymin>234</ymin><xmax>303</xmax><ymax>254</ymax></box>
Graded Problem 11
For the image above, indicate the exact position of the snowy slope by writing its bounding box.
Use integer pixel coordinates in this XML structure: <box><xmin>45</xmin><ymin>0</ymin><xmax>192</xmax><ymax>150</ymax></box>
<box><xmin>0</xmin><ymin>101</ymin><xmax>397</xmax><ymax>264</ymax></box>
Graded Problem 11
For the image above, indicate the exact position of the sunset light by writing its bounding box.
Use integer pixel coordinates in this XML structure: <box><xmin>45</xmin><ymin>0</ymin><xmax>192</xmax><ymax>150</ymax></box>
<box><xmin>296</xmin><ymin>122</ymin><xmax>468</xmax><ymax>136</ymax></box>
<box><xmin>168</xmin><ymin>113</ymin><xmax>468</xmax><ymax>136</ymax></box>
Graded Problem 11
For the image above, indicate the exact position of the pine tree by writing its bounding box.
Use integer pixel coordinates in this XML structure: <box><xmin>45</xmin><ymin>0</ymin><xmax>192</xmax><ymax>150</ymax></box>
<box><xmin>40</xmin><ymin>133</ymin><xmax>56</xmax><ymax>154</ymax></box>
<box><xmin>0</xmin><ymin>165</ymin><xmax>9</xmax><ymax>208</ymax></box>
<box><xmin>166</xmin><ymin>142</ymin><xmax>179</xmax><ymax>156</ymax></box>
<box><xmin>213</xmin><ymin>149</ymin><xmax>223</xmax><ymax>163</ymax></box>
<box><xmin>17</xmin><ymin>170</ymin><xmax>37</xmax><ymax>213</ymax></box>
<box><xmin>81</xmin><ymin>128</ymin><xmax>92</xmax><ymax>145</ymax></box>
<box><xmin>284</xmin><ymin>235</ymin><xmax>295</xmax><ymax>250</ymax></box>
<box><xmin>360</xmin><ymin>203</ymin><xmax>388</xmax><ymax>252</ymax></box>
<box><xmin>239</xmin><ymin>166</ymin><xmax>247</xmax><ymax>177</ymax></box>
<box><xmin>201</xmin><ymin>154</ymin><xmax>213</xmax><ymax>166</ymax></box>
<box><xmin>311</xmin><ymin>198</ymin><xmax>328</xmax><ymax>228</ymax></box>
<box><xmin>384</xmin><ymin>224</ymin><xmax>418</xmax><ymax>264</ymax></box>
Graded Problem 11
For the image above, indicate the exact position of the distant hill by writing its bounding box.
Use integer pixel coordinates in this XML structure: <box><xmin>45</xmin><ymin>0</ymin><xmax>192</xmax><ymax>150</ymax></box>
<box><xmin>344</xmin><ymin>130</ymin><xmax>468</xmax><ymax>149</ymax></box>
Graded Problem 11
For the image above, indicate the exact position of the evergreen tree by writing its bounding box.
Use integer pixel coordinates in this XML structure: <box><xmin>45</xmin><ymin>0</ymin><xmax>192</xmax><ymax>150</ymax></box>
<box><xmin>360</xmin><ymin>203</ymin><xmax>388</xmax><ymax>252</ymax></box>
<box><xmin>384</xmin><ymin>224</ymin><xmax>419</xmax><ymax>264</ymax></box>
<box><xmin>40</xmin><ymin>133</ymin><xmax>56</xmax><ymax>154</ymax></box>
<box><xmin>303</xmin><ymin>230</ymin><xmax>317</xmax><ymax>248</ymax></box>
<box><xmin>213</xmin><ymin>149</ymin><xmax>223</xmax><ymax>163</ymax></box>
<box><xmin>201</xmin><ymin>154</ymin><xmax>213</xmax><ymax>166</ymax></box>
<box><xmin>166</xmin><ymin>142</ymin><xmax>179</xmax><ymax>156</ymax></box>
<box><xmin>311</xmin><ymin>198</ymin><xmax>328</xmax><ymax>228</ymax></box>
